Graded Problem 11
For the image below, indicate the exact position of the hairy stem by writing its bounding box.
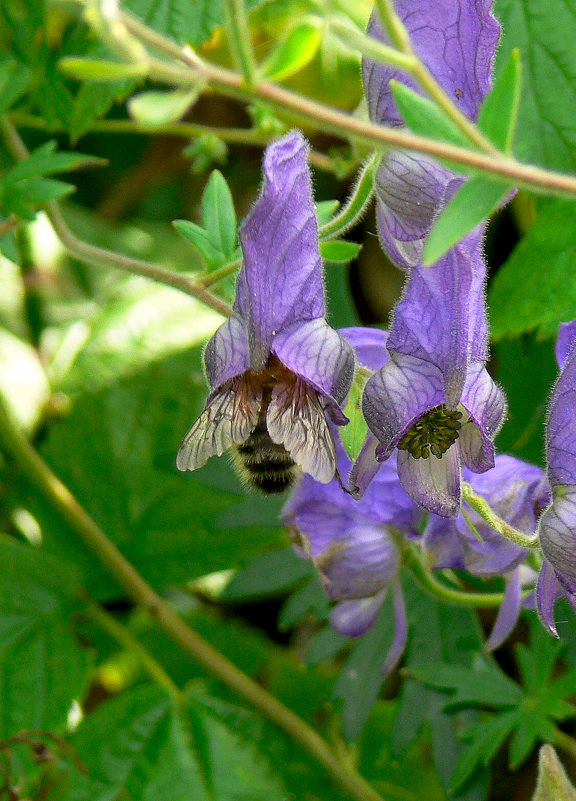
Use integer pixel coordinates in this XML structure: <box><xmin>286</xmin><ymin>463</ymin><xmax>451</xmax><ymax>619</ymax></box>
<box><xmin>462</xmin><ymin>483</ymin><xmax>539</xmax><ymax>549</ymax></box>
<box><xmin>224</xmin><ymin>0</ymin><xmax>258</xmax><ymax>85</ymax></box>
<box><xmin>0</xmin><ymin>396</ymin><xmax>387</xmax><ymax>801</ymax></box>
<box><xmin>319</xmin><ymin>153</ymin><xmax>378</xmax><ymax>240</ymax></box>
<box><xmin>0</xmin><ymin>119</ymin><xmax>233</xmax><ymax>317</ymax></box>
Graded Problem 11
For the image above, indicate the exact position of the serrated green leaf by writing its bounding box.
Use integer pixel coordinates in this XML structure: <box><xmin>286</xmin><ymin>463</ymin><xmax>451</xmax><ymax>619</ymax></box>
<box><xmin>222</xmin><ymin>547</ymin><xmax>313</xmax><ymax>601</ymax></box>
<box><xmin>320</xmin><ymin>239</ymin><xmax>361</xmax><ymax>263</ymax></box>
<box><xmin>202</xmin><ymin>170</ymin><xmax>237</xmax><ymax>259</ymax></box>
<box><xmin>478</xmin><ymin>48</ymin><xmax>522</xmax><ymax>152</ymax></box>
<box><xmin>489</xmin><ymin>199</ymin><xmax>576</xmax><ymax>339</ymax></box>
<box><xmin>495</xmin><ymin>0</ymin><xmax>576</xmax><ymax>171</ymax></box>
<box><xmin>262</xmin><ymin>22</ymin><xmax>322</xmax><ymax>82</ymax></box>
<box><xmin>122</xmin><ymin>0</ymin><xmax>265</xmax><ymax>47</ymax></box>
<box><xmin>59</xmin><ymin>57</ymin><xmax>148</xmax><ymax>82</ymax></box>
<box><xmin>0</xmin><ymin>539</ymin><xmax>90</xmax><ymax>738</ymax></box>
<box><xmin>423</xmin><ymin>176</ymin><xmax>510</xmax><ymax>265</ymax></box>
<box><xmin>128</xmin><ymin>86</ymin><xmax>203</xmax><ymax>126</ymax></box>
<box><xmin>390</xmin><ymin>80</ymin><xmax>473</xmax><ymax>149</ymax></box>
<box><xmin>408</xmin><ymin>662</ymin><xmax>523</xmax><ymax>709</ymax></box>
<box><xmin>340</xmin><ymin>371</ymin><xmax>368</xmax><ymax>460</ymax></box>
<box><xmin>450</xmin><ymin>711</ymin><xmax>519</xmax><ymax>792</ymax></box>
<box><xmin>508</xmin><ymin>712</ymin><xmax>556</xmax><ymax>769</ymax></box>
<box><xmin>278</xmin><ymin>575</ymin><xmax>329</xmax><ymax>629</ymax></box>
<box><xmin>0</xmin><ymin>58</ymin><xmax>31</xmax><ymax>116</ymax></box>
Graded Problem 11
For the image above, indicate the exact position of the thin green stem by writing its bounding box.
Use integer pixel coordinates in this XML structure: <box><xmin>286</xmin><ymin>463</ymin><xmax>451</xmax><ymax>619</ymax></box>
<box><xmin>224</xmin><ymin>0</ymin><xmax>258</xmax><ymax>86</ymax></box>
<box><xmin>462</xmin><ymin>483</ymin><xmax>539</xmax><ymax>549</ymax></box>
<box><xmin>553</xmin><ymin>729</ymin><xmax>576</xmax><ymax>763</ymax></box>
<box><xmin>86</xmin><ymin>601</ymin><xmax>181</xmax><ymax>700</ymax></box>
<box><xmin>328</xmin><ymin>17</ymin><xmax>416</xmax><ymax>71</ymax></box>
<box><xmin>406</xmin><ymin>551</ymin><xmax>508</xmax><ymax>608</ymax></box>
<box><xmin>319</xmin><ymin>153</ymin><xmax>378</xmax><ymax>240</ymax></box>
<box><xmin>0</xmin><ymin>397</ymin><xmax>387</xmax><ymax>801</ymax></box>
<box><xmin>374</xmin><ymin>0</ymin><xmax>411</xmax><ymax>52</ymax></box>
<box><xmin>195</xmin><ymin>257</ymin><xmax>242</xmax><ymax>287</ymax></box>
<box><xmin>0</xmin><ymin>119</ymin><xmax>233</xmax><ymax>317</ymax></box>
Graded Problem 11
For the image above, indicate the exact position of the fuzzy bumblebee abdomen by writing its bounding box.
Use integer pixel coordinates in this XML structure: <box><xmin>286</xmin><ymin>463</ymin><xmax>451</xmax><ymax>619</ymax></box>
<box><xmin>232</xmin><ymin>423</ymin><xmax>298</xmax><ymax>494</ymax></box>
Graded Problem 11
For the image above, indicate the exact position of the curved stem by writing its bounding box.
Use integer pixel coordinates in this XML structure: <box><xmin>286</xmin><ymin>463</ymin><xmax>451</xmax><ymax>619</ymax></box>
<box><xmin>195</xmin><ymin>257</ymin><xmax>242</xmax><ymax>287</ymax></box>
<box><xmin>553</xmin><ymin>729</ymin><xmax>576</xmax><ymax>763</ymax></box>
<box><xmin>224</xmin><ymin>0</ymin><xmax>258</xmax><ymax>86</ymax></box>
<box><xmin>319</xmin><ymin>153</ymin><xmax>378</xmax><ymax>240</ymax></box>
<box><xmin>0</xmin><ymin>396</ymin><xmax>387</xmax><ymax>801</ymax></box>
<box><xmin>462</xmin><ymin>483</ymin><xmax>539</xmax><ymax>549</ymax></box>
<box><xmin>328</xmin><ymin>17</ymin><xmax>416</xmax><ymax>71</ymax></box>
<box><xmin>86</xmin><ymin>600</ymin><xmax>181</xmax><ymax>700</ymax></box>
<box><xmin>120</xmin><ymin>12</ymin><xmax>576</xmax><ymax>198</ymax></box>
<box><xmin>0</xmin><ymin>119</ymin><xmax>233</xmax><ymax>318</ymax></box>
<box><xmin>405</xmin><ymin>550</ymin><xmax>510</xmax><ymax>608</ymax></box>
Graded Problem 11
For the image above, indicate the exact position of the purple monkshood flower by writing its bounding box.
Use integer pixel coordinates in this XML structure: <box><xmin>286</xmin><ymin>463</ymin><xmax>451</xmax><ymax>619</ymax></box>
<box><xmin>353</xmin><ymin>0</ymin><xmax>505</xmax><ymax>517</ymax></box>
<box><xmin>177</xmin><ymin>131</ymin><xmax>355</xmax><ymax>489</ymax></box>
<box><xmin>283</xmin><ymin>328</ymin><xmax>423</xmax><ymax>678</ymax></box>
<box><xmin>536</xmin><ymin>320</ymin><xmax>576</xmax><ymax>635</ymax></box>
<box><xmin>424</xmin><ymin>455</ymin><xmax>550</xmax><ymax>650</ymax></box>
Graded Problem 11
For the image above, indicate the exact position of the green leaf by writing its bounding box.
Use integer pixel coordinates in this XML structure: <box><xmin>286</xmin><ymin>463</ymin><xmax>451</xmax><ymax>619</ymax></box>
<box><xmin>450</xmin><ymin>711</ymin><xmax>519</xmax><ymax>792</ymax></box>
<box><xmin>128</xmin><ymin>86</ymin><xmax>204</xmax><ymax>126</ymax></box>
<box><xmin>320</xmin><ymin>239</ymin><xmax>362</xmax><ymax>263</ymax></box>
<box><xmin>278</xmin><ymin>575</ymin><xmax>329</xmax><ymax>629</ymax></box>
<box><xmin>390</xmin><ymin>80</ymin><xmax>472</xmax><ymax>149</ymax></box>
<box><xmin>477</xmin><ymin>48</ymin><xmax>522</xmax><ymax>152</ymax></box>
<box><xmin>58</xmin><ymin>57</ymin><xmax>148</xmax><ymax>82</ymax></box>
<box><xmin>173</xmin><ymin>219</ymin><xmax>224</xmax><ymax>266</ymax></box>
<box><xmin>408</xmin><ymin>661</ymin><xmax>523</xmax><ymax>709</ymax></box>
<box><xmin>340</xmin><ymin>371</ymin><xmax>368</xmax><ymax>460</ymax></box>
<box><xmin>122</xmin><ymin>0</ymin><xmax>265</xmax><ymax>47</ymax></box>
<box><xmin>316</xmin><ymin>200</ymin><xmax>340</xmax><ymax>227</ymax></box>
<box><xmin>305</xmin><ymin>626</ymin><xmax>350</xmax><ymax>666</ymax></box>
<box><xmin>0</xmin><ymin>58</ymin><xmax>31</xmax><ymax>116</ymax></box>
<box><xmin>202</xmin><ymin>170</ymin><xmax>238</xmax><ymax>259</ymax></box>
<box><xmin>495</xmin><ymin>0</ymin><xmax>576</xmax><ymax>171</ymax></box>
<box><xmin>490</xmin><ymin>199</ymin><xmax>576</xmax><ymax>339</ymax></box>
<box><xmin>508</xmin><ymin>712</ymin><xmax>556</xmax><ymax>770</ymax></box>
<box><xmin>261</xmin><ymin>22</ymin><xmax>322</xmax><ymax>82</ymax></box>
<box><xmin>221</xmin><ymin>548</ymin><xmax>313</xmax><ymax>601</ymax></box>
<box><xmin>0</xmin><ymin>539</ymin><xmax>90</xmax><ymax>737</ymax></box>
<box><xmin>333</xmin><ymin>599</ymin><xmax>396</xmax><ymax>742</ymax></box>
<box><xmin>422</xmin><ymin>176</ymin><xmax>510</xmax><ymax>264</ymax></box>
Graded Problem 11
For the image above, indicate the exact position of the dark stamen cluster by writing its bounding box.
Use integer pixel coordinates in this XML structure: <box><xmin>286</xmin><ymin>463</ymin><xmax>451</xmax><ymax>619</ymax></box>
<box><xmin>397</xmin><ymin>406</ymin><xmax>462</xmax><ymax>459</ymax></box>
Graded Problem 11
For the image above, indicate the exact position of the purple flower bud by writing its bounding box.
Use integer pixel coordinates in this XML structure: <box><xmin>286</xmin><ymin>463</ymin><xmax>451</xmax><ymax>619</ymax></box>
<box><xmin>176</xmin><ymin>132</ymin><xmax>355</xmax><ymax>490</ymax></box>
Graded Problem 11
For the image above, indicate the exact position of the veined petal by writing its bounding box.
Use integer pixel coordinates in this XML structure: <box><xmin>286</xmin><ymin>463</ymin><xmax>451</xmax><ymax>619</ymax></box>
<box><xmin>339</xmin><ymin>326</ymin><xmax>389</xmax><ymax>371</ymax></box>
<box><xmin>459</xmin><ymin>363</ymin><xmax>506</xmax><ymax>472</ymax></box>
<box><xmin>204</xmin><ymin>314</ymin><xmax>251</xmax><ymax>389</ymax></box>
<box><xmin>273</xmin><ymin>319</ymin><xmax>355</xmax><ymax>416</ymax></box>
<box><xmin>363</xmin><ymin>1</ymin><xmax>500</xmax><ymax>128</ymax></box>
<box><xmin>397</xmin><ymin>443</ymin><xmax>461</xmax><ymax>517</ymax></box>
<box><xmin>237</xmin><ymin>130</ymin><xmax>324</xmax><ymax>369</ymax></box>
<box><xmin>546</xmin><ymin>342</ymin><xmax>576</xmax><ymax>487</ymax></box>
<box><xmin>555</xmin><ymin>319</ymin><xmax>576</xmax><ymax>369</ymax></box>
<box><xmin>484</xmin><ymin>569</ymin><xmax>522</xmax><ymax>652</ymax></box>
<box><xmin>539</xmin><ymin>489</ymin><xmax>576</xmax><ymax>583</ymax></box>
<box><xmin>362</xmin><ymin>354</ymin><xmax>445</xmax><ymax>459</ymax></box>
<box><xmin>536</xmin><ymin>560</ymin><xmax>560</xmax><ymax>638</ymax></box>
<box><xmin>330</xmin><ymin>590</ymin><xmax>387</xmax><ymax>637</ymax></box>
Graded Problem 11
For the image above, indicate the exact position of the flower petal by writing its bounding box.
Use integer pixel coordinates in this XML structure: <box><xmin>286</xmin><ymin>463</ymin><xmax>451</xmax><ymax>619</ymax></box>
<box><xmin>237</xmin><ymin>130</ymin><xmax>324</xmax><ymax>369</ymax></box>
<box><xmin>330</xmin><ymin>590</ymin><xmax>387</xmax><ymax>637</ymax></box>
<box><xmin>339</xmin><ymin>326</ymin><xmax>389</xmax><ymax>371</ymax></box>
<box><xmin>397</xmin><ymin>444</ymin><xmax>461</xmax><ymax>517</ymax></box>
<box><xmin>536</xmin><ymin>560</ymin><xmax>560</xmax><ymax>638</ymax></box>
<box><xmin>272</xmin><ymin>318</ymin><xmax>355</xmax><ymax>415</ymax></box>
<box><xmin>546</xmin><ymin>342</ymin><xmax>576</xmax><ymax>487</ymax></box>
<box><xmin>381</xmin><ymin>578</ymin><xmax>408</xmax><ymax>677</ymax></box>
<box><xmin>459</xmin><ymin>363</ymin><xmax>506</xmax><ymax>472</ymax></box>
<box><xmin>484</xmin><ymin>568</ymin><xmax>522</xmax><ymax>652</ymax></box>
<box><xmin>204</xmin><ymin>314</ymin><xmax>251</xmax><ymax>389</ymax></box>
<box><xmin>539</xmin><ymin>489</ymin><xmax>576</xmax><ymax>583</ymax></box>
<box><xmin>555</xmin><ymin>319</ymin><xmax>576</xmax><ymax>369</ymax></box>
<box><xmin>361</xmin><ymin>354</ymin><xmax>445</xmax><ymax>459</ymax></box>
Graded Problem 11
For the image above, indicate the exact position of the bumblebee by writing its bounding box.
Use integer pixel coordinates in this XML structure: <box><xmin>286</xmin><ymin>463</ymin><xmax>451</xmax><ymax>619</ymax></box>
<box><xmin>177</xmin><ymin>356</ymin><xmax>337</xmax><ymax>493</ymax></box>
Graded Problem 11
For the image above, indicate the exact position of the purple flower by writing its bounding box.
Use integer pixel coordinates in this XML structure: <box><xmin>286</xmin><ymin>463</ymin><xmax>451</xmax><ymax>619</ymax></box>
<box><xmin>353</xmin><ymin>0</ymin><xmax>505</xmax><ymax>516</ymax></box>
<box><xmin>423</xmin><ymin>455</ymin><xmax>550</xmax><ymax>650</ymax></box>
<box><xmin>177</xmin><ymin>131</ymin><xmax>355</xmax><ymax>490</ymax></box>
<box><xmin>283</xmin><ymin>328</ymin><xmax>422</xmax><ymax>676</ymax></box>
<box><xmin>536</xmin><ymin>320</ymin><xmax>576</xmax><ymax>635</ymax></box>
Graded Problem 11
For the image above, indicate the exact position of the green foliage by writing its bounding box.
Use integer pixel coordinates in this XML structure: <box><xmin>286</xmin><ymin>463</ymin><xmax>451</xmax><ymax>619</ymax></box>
<box><xmin>0</xmin><ymin>57</ymin><xmax>31</xmax><ymax>116</ymax></box>
<box><xmin>128</xmin><ymin>86</ymin><xmax>204</xmax><ymax>126</ymax></box>
<box><xmin>261</xmin><ymin>22</ymin><xmax>322</xmax><ymax>82</ymax></box>
<box><xmin>389</xmin><ymin>81</ymin><xmax>472</xmax><ymax>149</ymax></box>
<box><xmin>320</xmin><ymin>239</ymin><xmax>362</xmax><ymax>263</ymax></box>
<box><xmin>490</xmin><ymin>199</ymin><xmax>576</xmax><ymax>339</ymax></box>
<box><xmin>477</xmin><ymin>49</ymin><xmax>522</xmax><ymax>153</ymax></box>
<box><xmin>340</xmin><ymin>370</ymin><xmax>368</xmax><ymax>460</ymax></box>
<box><xmin>221</xmin><ymin>547</ymin><xmax>314</xmax><ymax>601</ymax></box>
<box><xmin>0</xmin><ymin>539</ymin><xmax>90</xmax><ymax>738</ymax></box>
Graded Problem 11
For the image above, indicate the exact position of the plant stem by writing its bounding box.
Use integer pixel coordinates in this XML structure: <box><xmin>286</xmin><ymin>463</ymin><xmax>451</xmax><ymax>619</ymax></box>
<box><xmin>0</xmin><ymin>118</ymin><xmax>233</xmax><ymax>317</ymax></box>
<box><xmin>405</xmin><ymin>550</ymin><xmax>509</xmax><ymax>607</ymax></box>
<box><xmin>119</xmin><ymin>12</ymin><xmax>576</xmax><ymax>199</ymax></box>
<box><xmin>0</xmin><ymin>215</ymin><xmax>20</xmax><ymax>237</ymax></box>
<box><xmin>553</xmin><ymin>729</ymin><xmax>576</xmax><ymax>763</ymax></box>
<box><xmin>224</xmin><ymin>0</ymin><xmax>258</xmax><ymax>86</ymax></box>
<box><xmin>462</xmin><ymin>483</ymin><xmax>539</xmax><ymax>549</ymax></box>
<box><xmin>86</xmin><ymin>601</ymin><xmax>181</xmax><ymax>700</ymax></box>
<box><xmin>0</xmin><ymin>396</ymin><xmax>387</xmax><ymax>801</ymax></box>
<box><xmin>319</xmin><ymin>153</ymin><xmax>378</xmax><ymax>240</ymax></box>
<box><xmin>328</xmin><ymin>17</ymin><xmax>416</xmax><ymax>71</ymax></box>
<box><xmin>195</xmin><ymin>257</ymin><xmax>242</xmax><ymax>287</ymax></box>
